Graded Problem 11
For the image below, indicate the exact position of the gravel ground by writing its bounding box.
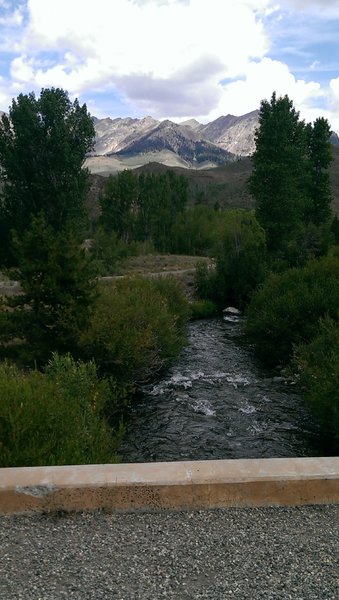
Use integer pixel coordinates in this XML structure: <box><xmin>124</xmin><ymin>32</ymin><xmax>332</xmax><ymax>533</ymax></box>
<box><xmin>0</xmin><ymin>505</ymin><xmax>338</xmax><ymax>600</ymax></box>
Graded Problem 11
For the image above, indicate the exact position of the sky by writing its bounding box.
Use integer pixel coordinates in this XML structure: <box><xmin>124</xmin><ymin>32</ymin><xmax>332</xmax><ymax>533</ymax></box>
<box><xmin>0</xmin><ymin>0</ymin><xmax>339</xmax><ymax>132</ymax></box>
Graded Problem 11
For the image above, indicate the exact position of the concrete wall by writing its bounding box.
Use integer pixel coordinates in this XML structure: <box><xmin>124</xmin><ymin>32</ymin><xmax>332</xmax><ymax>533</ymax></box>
<box><xmin>0</xmin><ymin>457</ymin><xmax>338</xmax><ymax>515</ymax></box>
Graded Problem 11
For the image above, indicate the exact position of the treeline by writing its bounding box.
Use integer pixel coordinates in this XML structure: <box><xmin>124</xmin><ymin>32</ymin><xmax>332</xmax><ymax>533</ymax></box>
<box><xmin>100</xmin><ymin>169</ymin><xmax>188</xmax><ymax>249</ymax></box>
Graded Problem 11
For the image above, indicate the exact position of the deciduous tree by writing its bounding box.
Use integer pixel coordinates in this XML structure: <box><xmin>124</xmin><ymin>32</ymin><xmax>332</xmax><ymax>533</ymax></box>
<box><xmin>0</xmin><ymin>87</ymin><xmax>95</xmax><ymax>264</ymax></box>
<box><xmin>249</xmin><ymin>93</ymin><xmax>333</xmax><ymax>266</ymax></box>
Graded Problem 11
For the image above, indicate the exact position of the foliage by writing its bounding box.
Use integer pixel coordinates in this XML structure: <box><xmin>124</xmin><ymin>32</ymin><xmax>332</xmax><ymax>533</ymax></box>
<box><xmin>170</xmin><ymin>206</ymin><xmax>222</xmax><ymax>255</ymax></box>
<box><xmin>305</xmin><ymin>117</ymin><xmax>333</xmax><ymax>226</ymax></box>
<box><xmin>245</xmin><ymin>254</ymin><xmax>339</xmax><ymax>366</ymax></box>
<box><xmin>189</xmin><ymin>299</ymin><xmax>218</xmax><ymax>320</ymax></box>
<box><xmin>90</xmin><ymin>226</ymin><xmax>156</xmax><ymax>276</ymax></box>
<box><xmin>194</xmin><ymin>260</ymin><xmax>214</xmax><ymax>300</ymax></box>
<box><xmin>0</xmin><ymin>88</ymin><xmax>95</xmax><ymax>265</ymax></box>
<box><xmin>294</xmin><ymin>317</ymin><xmax>339</xmax><ymax>449</ymax></box>
<box><xmin>99</xmin><ymin>169</ymin><xmax>188</xmax><ymax>251</ymax></box>
<box><xmin>90</xmin><ymin>227</ymin><xmax>131</xmax><ymax>275</ymax></box>
<box><xmin>0</xmin><ymin>213</ymin><xmax>97</xmax><ymax>365</ymax></box>
<box><xmin>80</xmin><ymin>276</ymin><xmax>189</xmax><ymax>384</ymax></box>
<box><xmin>194</xmin><ymin>210</ymin><xmax>267</xmax><ymax>309</ymax></box>
<box><xmin>332</xmin><ymin>215</ymin><xmax>339</xmax><ymax>244</ymax></box>
<box><xmin>0</xmin><ymin>353</ymin><xmax>123</xmax><ymax>467</ymax></box>
<box><xmin>213</xmin><ymin>212</ymin><xmax>267</xmax><ymax>308</ymax></box>
<box><xmin>249</xmin><ymin>93</ymin><xmax>333</xmax><ymax>267</ymax></box>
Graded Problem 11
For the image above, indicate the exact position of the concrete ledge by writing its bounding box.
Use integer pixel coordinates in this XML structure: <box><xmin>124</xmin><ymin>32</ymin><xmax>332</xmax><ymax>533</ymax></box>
<box><xmin>0</xmin><ymin>457</ymin><xmax>338</xmax><ymax>515</ymax></box>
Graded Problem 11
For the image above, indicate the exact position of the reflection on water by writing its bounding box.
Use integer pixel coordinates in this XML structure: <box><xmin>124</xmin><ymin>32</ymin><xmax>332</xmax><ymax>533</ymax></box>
<box><xmin>119</xmin><ymin>317</ymin><xmax>322</xmax><ymax>462</ymax></box>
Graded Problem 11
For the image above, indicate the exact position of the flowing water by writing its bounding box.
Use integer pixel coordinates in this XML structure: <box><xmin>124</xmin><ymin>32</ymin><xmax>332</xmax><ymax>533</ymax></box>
<box><xmin>119</xmin><ymin>316</ymin><xmax>322</xmax><ymax>462</ymax></box>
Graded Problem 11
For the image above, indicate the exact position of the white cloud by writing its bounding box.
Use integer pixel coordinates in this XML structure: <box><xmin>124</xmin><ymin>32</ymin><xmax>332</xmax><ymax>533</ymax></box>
<box><xmin>11</xmin><ymin>0</ymin><xmax>270</xmax><ymax>103</ymax></box>
<box><xmin>329</xmin><ymin>78</ymin><xmax>339</xmax><ymax>130</ymax></box>
<box><xmin>202</xmin><ymin>58</ymin><xmax>323</xmax><ymax>122</ymax></box>
<box><xmin>0</xmin><ymin>0</ymin><xmax>338</xmax><ymax>133</ymax></box>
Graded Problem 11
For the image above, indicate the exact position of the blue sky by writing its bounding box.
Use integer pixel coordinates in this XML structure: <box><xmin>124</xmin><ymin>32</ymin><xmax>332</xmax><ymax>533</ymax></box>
<box><xmin>0</xmin><ymin>0</ymin><xmax>339</xmax><ymax>132</ymax></box>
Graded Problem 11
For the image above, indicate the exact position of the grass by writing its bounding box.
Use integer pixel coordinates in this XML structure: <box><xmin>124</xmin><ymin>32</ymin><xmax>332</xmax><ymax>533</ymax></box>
<box><xmin>117</xmin><ymin>254</ymin><xmax>213</xmax><ymax>275</ymax></box>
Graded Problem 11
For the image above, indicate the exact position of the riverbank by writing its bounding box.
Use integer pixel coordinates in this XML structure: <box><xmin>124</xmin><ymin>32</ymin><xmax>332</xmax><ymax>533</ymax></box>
<box><xmin>1</xmin><ymin>504</ymin><xmax>338</xmax><ymax>599</ymax></box>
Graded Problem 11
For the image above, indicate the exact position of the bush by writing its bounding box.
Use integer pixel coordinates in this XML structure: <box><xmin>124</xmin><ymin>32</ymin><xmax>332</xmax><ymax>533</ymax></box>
<box><xmin>189</xmin><ymin>299</ymin><xmax>218</xmax><ymax>320</ymax></box>
<box><xmin>194</xmin><ymin>211</ymin><xmax>267</xmax><ymax>309</ymax></box>
<box><xmin>90</xmin><ymin>227</ymin><xmax>156</xmax><ymax>276</ymax></box>
<box><xmin>246</xmin><ymin>254</ymin><xmax>339</xmax><ymax>366</ymax></box>
<box><xmin>294</xmin><ymin>317</ymin><xmax>339</xmax><ymax>449</ymax></box>
<box><xmin>0</xmin><ymin>354</ymin><xmax>123</xmax><ymax>467</ymax></box>
<box><xmin>194</xmin><ymin>260</ymin><xmax>215</xmax><ymax>300</ymax></box>
<box><xmin>80</xmin><ymin>276</ymin><xmax>189</xmax><ymax>384</ymax></box>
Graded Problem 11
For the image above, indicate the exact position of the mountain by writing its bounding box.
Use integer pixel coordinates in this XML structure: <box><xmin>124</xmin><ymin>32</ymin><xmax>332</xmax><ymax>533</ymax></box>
<box><xmin>90</xmin><ymin>111</ymin><xmax>258</xmax><ymax>174</ymax></box>
<box><xmin>93</xmin><ymin>115</ymin><xmax>159</xmax><ymax>155</ymax></box>
<box><xmin>88</xmin><ymin>110</ymin><xmax>339</xmax><ymax>176</ymax></box>
<box><xmin>198</xmin><ymin>110</ymin><xmax>259</xmax><ymax>156</ymax></box>
<box><xmin>112</xmin><ymin>119</ymin><xmax>234</xmax><ymax>166</ymax></box>
<box><xmin>180</xmin><ymin>118</ymin><xmax>202</xmax><ymax>130</ymax></box>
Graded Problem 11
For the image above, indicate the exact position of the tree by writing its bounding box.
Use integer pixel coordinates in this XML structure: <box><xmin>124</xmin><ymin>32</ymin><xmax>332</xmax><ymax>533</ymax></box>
<box><xmin>249</xmin><ymin>93</ymin><xmax>307</xmax><ymax>260</ymax></box>
<box><xmin>99</xmin><ymin>169</ymin><xmax>188</xmax><ymax>251</ymax></box>
<box><xmin>194</xmin><ymin>210</ymin><xmax>267</xmax><ymax>308</ymax></box>
<box><xmin>245</xmin><ymin>254</ymin><xmax>339</xmax><ymax>366</ymax></box>
<box><xmin>0</xmin><ymin>88</ymin><xmax>95</xmax><ymax>264</ymax></box>
<box><xmin>100</xmin><ymin>170</ymin><xmax>139</xmax><ymax>243</ymax></box>
<box><xmin>2</xmin><ymin>213</ymin><xmax>97</xmax><ymax>365</ymax></box>
<box><xmin>249</xmin><ymin>93</ymin><xmax>333</xmax><ymax>266</ymax></box>
<box><xmin>305</xmin><ymin>117</ymin><xmax>333</xmax><ymax>226</ymax></box>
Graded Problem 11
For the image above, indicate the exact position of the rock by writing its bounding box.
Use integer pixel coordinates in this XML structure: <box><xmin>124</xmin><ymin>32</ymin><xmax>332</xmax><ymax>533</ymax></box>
<box><xmin>223</xmin><ymin>306</ymin><xmax>241</xmax><ymax>315</ymax></box>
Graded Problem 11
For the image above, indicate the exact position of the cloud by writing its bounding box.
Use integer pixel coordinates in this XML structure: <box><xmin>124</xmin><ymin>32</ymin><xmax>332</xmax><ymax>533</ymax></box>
<box><xmin>0</xmin><ymin>8</ymin><xmax>23</xmax><ymax>26</ymax></box>
<box><xmin>8</xmin><ymin>0</ymin><xmax>270</xmax><ymax>111</ymax></box>
<box><xmin>114</xmin><ymin>55</ymin><xmax>229</xmax><ymax>118</ymax></box>
<box><xmin>194</xmin><ymin>57</ymin><xmax>323</xmax><ymax>122</ymax></box>
<box><xmin>0</xmin><ymin>0</ymin><xmax>338</xmax><ymax>134</ymax></box>
<box><xmin>280</xmin><ymin>0</ymin><xmax>339</xmax><ymax>18</ymax></box>
<box><xmin>329</xmin><ymin>78</ymin><xmax>339</xmax><ymax>129</ymax></box>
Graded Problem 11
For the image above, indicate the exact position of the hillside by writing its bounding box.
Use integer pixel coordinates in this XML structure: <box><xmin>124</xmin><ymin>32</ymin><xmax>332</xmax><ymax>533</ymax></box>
<box><xmin>87</xmin><ymin>145</ymin><xmax>339</xmax><ymax>216</ymax></box>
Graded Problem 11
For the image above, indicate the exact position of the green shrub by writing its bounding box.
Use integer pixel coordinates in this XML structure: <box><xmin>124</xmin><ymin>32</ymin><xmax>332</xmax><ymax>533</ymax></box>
<box><xmin>246</xmin><ymin>254</ymin><xmax>339</xmax><ymax>365</ymax></box>
<box><xmin>194</xmin><ymin>211</ymin><xmax>267</xmax><ymax>309</ymax></box>
<box><xmin>80</xmin><ymin>276</ymin><xmax>189</xmax><ymax>384</ymax></box>
<box><xmin>189</xmin><ymin>299</ymin><xmax>218</xmax><ymax>320</ymax></box>
<box><xmin>194</xmin><ymin>260</ymin><xmax>215</xmax><ymax>300</ymax></box>
<box><xmin>151</xmin><ymin>276</ymin><xmax>190</xmax><ymax>333</ymax></box>
<box><xmin>0</xmin><ymin>354</ymin><xmax>123</xmax><ymax>467</ymax></box>
<box><xmin>90</xmin><ymin>227</ymin><xmax>156</xmax><ymax>276</ymax></box>
<box><xmin>294</xmin><ymin>317</ymin><xmax>339</xmax><ymax>449</ymax></box>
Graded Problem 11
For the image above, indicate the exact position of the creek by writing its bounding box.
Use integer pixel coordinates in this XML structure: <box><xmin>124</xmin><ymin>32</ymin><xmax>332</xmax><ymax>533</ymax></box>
<box><xmin>119</xmin><ymin>316</ymin><xmax>323</xmax><ymax>462</ymax></box>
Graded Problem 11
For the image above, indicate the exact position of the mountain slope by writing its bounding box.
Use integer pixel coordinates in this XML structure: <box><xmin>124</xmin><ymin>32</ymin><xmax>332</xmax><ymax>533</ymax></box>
<box><xmin>90</xmin><ymin>110</ymin><xmax>339</xmax><ymax>173</ymax></box>
<box><xmin>111</xmin><ymin>119</ymin><xmax>234</xmax><ymax>166</ymax></box>
<box><xmin>93</xmin><ymin>115</ymin><xmax>159</xmax><ymax>155</ymax></box>
<box><xmin>198</xmin><ymin>110</ymin><xmax>259</xmax><ymax>156</ymax></box>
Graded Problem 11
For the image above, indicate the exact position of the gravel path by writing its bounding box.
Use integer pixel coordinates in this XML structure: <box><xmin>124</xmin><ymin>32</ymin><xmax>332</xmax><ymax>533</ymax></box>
<box><xmin>1</xmin><ymin>505</ymin><xmax>338</xmax><ymax>599</ymax></box>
